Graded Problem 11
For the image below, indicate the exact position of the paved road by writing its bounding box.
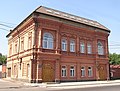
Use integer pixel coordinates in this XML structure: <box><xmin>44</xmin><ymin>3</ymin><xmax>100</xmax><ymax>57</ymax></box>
<box><xmin>50</xmin><ymin>85</ymin><xmax>120</xmax><ymax>91</ymax></box>
<box><xmin>0</xmin><ymin>79</ymin><xmax>120</xmax><ymax>91</ymax></box>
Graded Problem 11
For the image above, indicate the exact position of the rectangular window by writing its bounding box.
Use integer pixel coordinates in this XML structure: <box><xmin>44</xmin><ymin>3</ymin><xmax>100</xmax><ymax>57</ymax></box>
<box><xmin>28</xmin><ymin>36</ymin><xmax>32</xmax><ymax>49</ymax></box>
<box><xmin>62</xmin><ymin>39</ymin><xmax>67</xmax><ymax>51</ymax></box>
<box><xmin>61</xmin><ymin>66</ymin><xmax>67</xmax><ymax>77</ymax></box>
<box><xmin>21</xmin><ymin>38</ymin><xmax>24</xmax><ymax>51</ymax></box>
<box><xmin>28</xmin><ymin>32</ymin><xmax>32</xmax><ymax>49</ymax></box>
<box><xmin>80</xmin><ymin>42</ymin><xmax>85</xmax><ymax>53</ymax></box>
<box><xmin>15</xmin><ymin>43</ymin><xmax>17</xmax><ymax>53</ymax></box>
<box><xmin>98</xmin><ymin>42</ymin><xmax>104</xmax><ymax>55</ymax></box>
<box><xmin>81</xmin><ymin>66</ymin><xmax>85</xmax><ymax>77</ymax></box>
<box><xmin>70</xmin><ymin>66</ymin><xmax>75</xmax><ymax>77</ymax></box>
<box><xmin>88</xmin><ymin>67</ymin><xmax>92</xmax><ymax>77</ymax></box>
<box><xmin>9</xmin><ymin>44</ymin><xmax>12</xmax><ymax>56</ymax></box>
<box><xmin>87</xmin><ymin>43</ymin><xmax>92</xmax><ymax>54</ymax></box>
<box><xmin>70</xmin><ymin>40</ymin><xmax>75</xmax><ymax>52</ymax></box>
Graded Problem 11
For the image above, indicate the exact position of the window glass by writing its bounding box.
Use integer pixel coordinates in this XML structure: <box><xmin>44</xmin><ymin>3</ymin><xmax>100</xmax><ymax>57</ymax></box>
<box><xmin>28</xmin><ymin>36</ymin><xmax>32</xmax><ymax>49</ymax></box>
<box><xmin>62</xmin><ymin>39</ymin><xmax>67</xmax><ymax>51</ymax></box>
<box><xmin>43</xmin><ymin>33</ymin><xmax>53</xmax><ymax>49</ymax></box>
<box><xmin>80</xmin><ymin>42</ymin><xmax>85</xmax><ymax>53</ymax></box>
<box><xmin>15</xmin><ymin>43</ymin><xmax>17</xmax><ymax>53</ymax></box>
<box><xmin>61</xmin><ymin>66</ymin><xmax>67</xmax><ymax>77</ymax></box>
<box><xmin>88</xmin><ymin>67</ymin><xmax>92</xmax><ymax>77</ymax></box>
<box><xmin>21</xmin><ymin>41</ymin><xmax>24</xmax><ymax>50</ymax></box>
<box><xmin>70</xmin><ymin>40</ymin><xmax>75</xmax><ymax>52</ymax></box>
<box><xmin>98</xmin><ymin>42</ymin><xmax>104</xmax><ymax>55</ymax></box>
<box><xmin>9</xmin><ymin>44</ymin><xmax>12</xmax><ymax>56</ymax></box>
<box><xmin>87</xmin><ymin>43</ymin><xmax>92</xmax><ymax>54</ymax></box>
<box><xmin>81</xmin><ymin>66</ymin><xmax>85</xmax><ymax>77</ymax></box>
<box><xmin>70</xmin><ymin>66</ymin><xmax>75</xmax><ymax>77</ymax></box>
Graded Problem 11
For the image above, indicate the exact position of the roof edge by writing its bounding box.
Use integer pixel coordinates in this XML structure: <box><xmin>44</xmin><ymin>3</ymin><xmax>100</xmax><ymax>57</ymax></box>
<box><xmin>6</xmin><ymin>6</ymin><xmax>111</xmax><ymax>38</ymax></box>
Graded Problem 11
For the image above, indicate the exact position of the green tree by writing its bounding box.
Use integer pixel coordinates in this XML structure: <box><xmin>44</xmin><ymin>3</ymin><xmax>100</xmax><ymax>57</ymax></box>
<box><xmin>0</xmin><ymin>54</ymin><xmax>7</xmax><ymax>64</ymax></box>
<box><xmin>109</xmin><ymin>53</ymin><xmax>120</xmax><ymax>65</ymax></box>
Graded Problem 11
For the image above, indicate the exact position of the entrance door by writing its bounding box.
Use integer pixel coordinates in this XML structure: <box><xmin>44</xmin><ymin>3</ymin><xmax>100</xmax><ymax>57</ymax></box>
<box><xmin>8</xmin><ymin>68</ymin><xmax>11</xmax><ymax>77</ymax></box>
<box><xmin>99</xmin><ymin>65</ymin><xmax>107</xmax><ymax>80</ymax></box>
<box><xmin>42</xmin><ymin>63</ymin><xmax>54</xmax><ymax>82</ymax></box>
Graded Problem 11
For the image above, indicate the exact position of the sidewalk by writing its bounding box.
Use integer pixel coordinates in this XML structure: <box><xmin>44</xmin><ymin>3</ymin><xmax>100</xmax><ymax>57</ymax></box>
<box><xmin>2</xmin><ymin>78</ymin><xmax>120</xmax><ymax>89</ymax></box>
<box><xmin>0</xmin><ymin>78</ymin><xmax>25</xmax><ymax>89</ymax></box>
<box><xmin>24</xmin><ymin>80</ymin><xmax>120</xmax><ymax>89</ymax></box>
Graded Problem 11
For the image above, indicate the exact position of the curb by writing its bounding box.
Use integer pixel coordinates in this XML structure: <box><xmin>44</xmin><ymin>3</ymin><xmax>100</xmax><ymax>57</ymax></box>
<box><xmin>23</xmin><ymin>80</ymin><xmax>120</xmax><ymax>89</ymax></box>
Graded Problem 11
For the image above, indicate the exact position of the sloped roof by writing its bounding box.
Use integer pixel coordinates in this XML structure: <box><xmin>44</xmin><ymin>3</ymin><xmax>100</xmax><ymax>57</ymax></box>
<box><xmin>6</xmin><ymin>6</ymin><xmax>110</xmax><ymax>37</ymax></box>
<box><xmin>35</xmin><ymin>6</ymin><xmax>110</xmax><ymax>32</ymax></box>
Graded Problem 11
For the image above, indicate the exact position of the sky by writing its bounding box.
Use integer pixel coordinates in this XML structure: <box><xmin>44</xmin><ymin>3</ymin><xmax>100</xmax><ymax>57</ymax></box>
<box><xmin>0</xmin><ymin>0</ymin><xmax>120</xmax><ymax>55</ymax></box>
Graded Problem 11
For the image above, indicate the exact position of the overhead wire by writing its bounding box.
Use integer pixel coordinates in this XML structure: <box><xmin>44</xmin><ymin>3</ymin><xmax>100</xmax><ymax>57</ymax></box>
<box><xmin>0</xmin><ymin>28</ymin><xmax>10</xmax><ymax>32</ymax></box>
<box><xmin>0</xmin><ymin>21</ymin><xmax>16</xmax><ymax>26</ymax></box>
<box><xmin>0</xmin><ymin>10</ymin><xmax>120</xmax><ymax>52</ymax></box>
<box><xmin>0</xmin><ymin>23</ymin><xmax>14</xmax><ymax>28</ymax></box>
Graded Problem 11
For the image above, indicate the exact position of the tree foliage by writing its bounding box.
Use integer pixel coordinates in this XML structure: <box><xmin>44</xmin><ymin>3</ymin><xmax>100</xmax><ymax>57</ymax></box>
<box><xmin>0</xmin><ymin>53</ymin><xmax>7</xmax><ymax>64</ymax></box>
<box><xmin>109</xmin><ymin>53</ymin><xmax>120</xmax><ymax>65</ymax></box>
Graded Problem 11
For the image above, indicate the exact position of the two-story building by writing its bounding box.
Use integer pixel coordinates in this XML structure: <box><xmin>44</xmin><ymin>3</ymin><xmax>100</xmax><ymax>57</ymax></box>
<box><xmin>6</xmin><ymin>6</ymin><xmax>110</xmax><ymax>83</ymax></box>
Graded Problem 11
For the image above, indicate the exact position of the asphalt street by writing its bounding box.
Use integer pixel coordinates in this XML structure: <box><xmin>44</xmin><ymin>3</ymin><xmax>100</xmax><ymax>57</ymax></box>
<box><xmin>0</xmin><ymin>84</ymin><xmax>120</xmax><ymax>91</ymax></box>
<box><xmin>49</xmin><ymin>85</ymin><xmax>120</xmax><ymax>91</ymax></box>
<box><xmin>0</xmin><ymin>79</ymin><xmax>120</xmax><ymax>91</ymax></box>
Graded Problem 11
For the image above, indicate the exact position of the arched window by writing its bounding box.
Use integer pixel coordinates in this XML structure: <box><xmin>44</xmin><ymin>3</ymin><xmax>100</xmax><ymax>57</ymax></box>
<box><xmin>43</xmin><ymin>33</ymin><xmax>53</xmax><ymax>49</ymax></box>
<box><xmin>88</xmin><ymin>67</ymin><xmax>92</xmax><ymax>77</ymax></box>
<box><xmin>70</xmin><ymin>66</ymin><xmax>75</xmax><ymax>77</ymax></box>
<box><xmin>81</xmin><ymin>66</ymin><xmax>85</xmax><ymax>77</ymax></box>
<box><xmin>98</xmin><ymin>42</ymin><xmax>104</xmax><ymax>55</ymax></box>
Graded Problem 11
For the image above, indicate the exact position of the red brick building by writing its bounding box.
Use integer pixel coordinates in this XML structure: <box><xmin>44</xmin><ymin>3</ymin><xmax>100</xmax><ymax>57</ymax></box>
<box><xmin>6</xmin><ymin>6</ymin><xmax>110</xmax><ymax>83</ymax></box>
<box><xmin>110</xmin><ymin>65</ymin><xmax>120</xmax><ymax>79</ymax></box>
<box><xmin>2</xmin><ymin>64</ymin><xmax>6</xmax><ymax>78</ymax></box>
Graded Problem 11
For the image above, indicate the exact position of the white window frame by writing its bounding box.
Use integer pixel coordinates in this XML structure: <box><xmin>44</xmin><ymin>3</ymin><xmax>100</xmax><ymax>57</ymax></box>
<box><xmin>62</xmin><ymin>39</ymin><xmax>67</xmax><ymax>51</ymax></box>
<box><xmin>81</xmin><ymin>66</ymin><xmax>85</xmax><ymax>77</ymax></box>
<box><xmin>80</xmin><ymin>42</ymin><xmax>85</xmax><ymax>53</ymax></box>
<box><xmin>98</xmin><ymin>42</ymin><xmax>104</xmax><ymax>55</ymax></box>
<box><xmin>70</xmin><ymin>66</ymin><xmax>75</xmax><ymax>77</ymax></box>
<box><xmin>87</xmin><ymin>43</ymin><xmax>92</xmax><ymax>54</ymax></box>
<box><xmin>70</xmin><ymin>40</ymin><xmax>75</xmax><ymax>52</ymax></box>
<box><xmin>61</xmin><ymin>66</ymin><xmax>67</xmax><ymax>77</ymax></box>
<box><xmin>43</xmin><ymin>33</ymin><xmax>53</xmax><ymax>49</ymax></box>
<box><xmin>88</xmin><ymin>66</ymin><xmax>93</xmax><ymax>77</ymax></box>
